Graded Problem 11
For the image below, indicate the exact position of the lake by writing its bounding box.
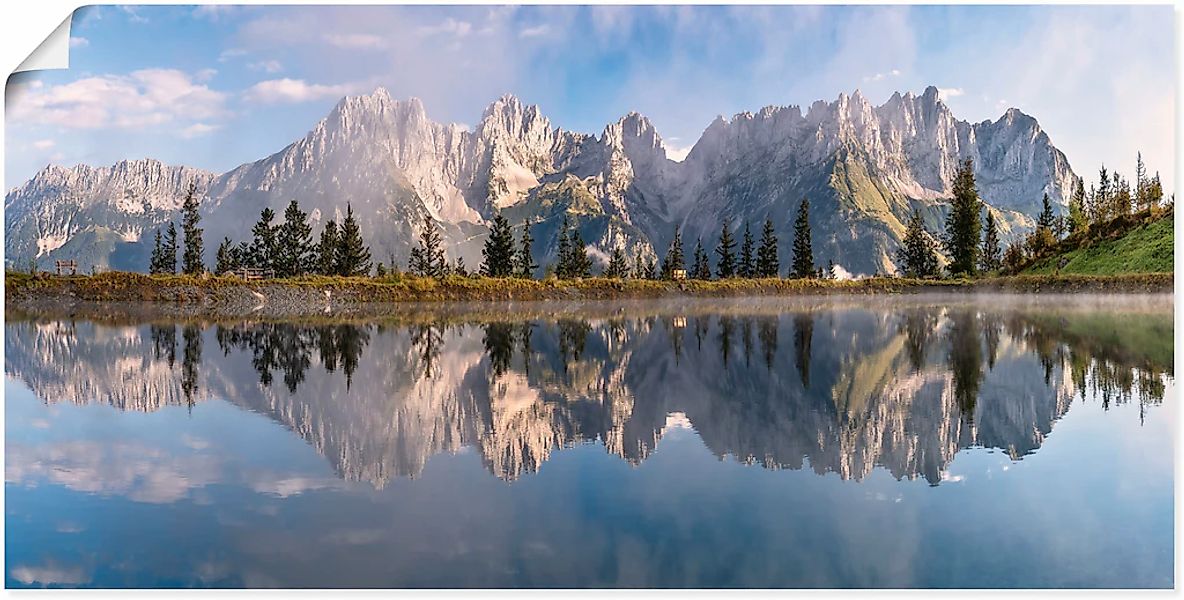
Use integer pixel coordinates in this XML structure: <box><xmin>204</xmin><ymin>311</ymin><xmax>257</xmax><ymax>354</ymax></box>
<box><xmin>4</xmin><ymin>295</ymin><xmax>1174</xmax><ymax>588</ymax></box>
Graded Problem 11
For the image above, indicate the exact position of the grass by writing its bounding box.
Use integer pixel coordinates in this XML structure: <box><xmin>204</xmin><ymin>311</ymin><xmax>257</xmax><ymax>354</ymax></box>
<box><xmin>5</xmin><ymin>269</ymin><xmax>1173</xmax><ymax>309</ymax></box>
<box><xmin>1024</xmin><ymin>210</ymin><xmax>1174</xmax><ymax>275</ymax></box>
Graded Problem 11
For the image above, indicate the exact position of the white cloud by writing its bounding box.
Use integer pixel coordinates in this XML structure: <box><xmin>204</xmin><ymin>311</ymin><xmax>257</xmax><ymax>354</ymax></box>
<box><xmin>32</xmin><ymin>139</ymin><xmax>54</xmax><ymax>150</ymax></box>
<box><xmin>863</xmin><ymin>68</ymin><xmax>901</xmax><ymax>82</ymax></box>
<box><xmin>322</xmin><ymin>33</ymin><xmax>388</xmax><ymax>50</ymax></box>
<box><xmin>180</xmin><ymin>123</ymin><xmax>219</xmax><ymax>139</ymax></box>
<box><xmin>10</xmin><ymin>562</ymin><xmax>90</xmax><ymax>586</ymax></box>
<box><xmin>68</xmin><ymin>36</ymin><xmax>89</xmax><ymax>49</ymax></box>
<box><xmin>118</xmin><ymin>5</ymin><xmax>148</xmax><ymax>24</ymax></box>
<box><xmin>664</xmin><ymin>141</ymin><xmax>692</xmax><ymax>162</ymax></box>
<box><xmin>195</xmin><ymin>68</ymin><xmax>218</xmax><ymax>82</ymax></box>
<box><xmin>248</xmin><ymin>60</ymin><xmax>284</xmax><ymax>74</ymax></box>
<box><xmin>7</xmin><ymin>69</ymin><xmax>229</xmax><ymax>130</ymax></box>
<box><xmin>243</xmin><ymin>78</ymin><xmax>355</xmax><ymax>104</ymax></box>
<box><xmin>417</xmin><ymin>18</ymin><xmax>472</xmax><ymax>38</ymax></box>
<box><xmin>217</xmin><ymin>48</ymin><xmax>247</xmax><ymax>63</ymax></box>
<box><xmin>193</xmin><ymin>6</ymin><xmax>236</xmax><ymax>21</ymax></box>
<box><xmin>518</xmin><ymin>24</ymin><xmax>551</xmax><ymax>39</ymax></box>
<box><xmin>937</xmin><ymin>87</ymin><xmax>964</xmax><ymax>101</ymax></box>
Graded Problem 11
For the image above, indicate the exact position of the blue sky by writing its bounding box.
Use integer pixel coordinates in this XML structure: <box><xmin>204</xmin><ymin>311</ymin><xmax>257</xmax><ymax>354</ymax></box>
<box><xmin>5</xmin><ymin>4</ymin><xmax>1176</xmax><ymax>192</ymax></box>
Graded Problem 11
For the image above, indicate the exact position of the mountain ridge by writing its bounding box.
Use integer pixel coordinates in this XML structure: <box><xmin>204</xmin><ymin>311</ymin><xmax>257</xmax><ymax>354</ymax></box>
<box><xmin>5</xmin><ymin>86</ymin><xmax>1076</xmax><ymax>275</ymax></box>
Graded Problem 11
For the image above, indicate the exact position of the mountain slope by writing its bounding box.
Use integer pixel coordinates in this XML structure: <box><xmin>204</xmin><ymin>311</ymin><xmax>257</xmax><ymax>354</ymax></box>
<box><xmin>1023</xmin><ymin>211</ymin><xmax>1174</xmax><ymax>275</ymax></box>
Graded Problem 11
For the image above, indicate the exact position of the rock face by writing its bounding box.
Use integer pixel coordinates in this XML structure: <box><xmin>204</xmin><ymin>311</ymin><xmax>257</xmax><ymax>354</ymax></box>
<box><xmin>5</xmin><ymin>86</ymin><xmax>1076</xmax><ymax>275</ymax></box>
<box><xmin>5</xmin><ymin>160</ymin><xmax>215</xmax><ymax>272</ymax></box>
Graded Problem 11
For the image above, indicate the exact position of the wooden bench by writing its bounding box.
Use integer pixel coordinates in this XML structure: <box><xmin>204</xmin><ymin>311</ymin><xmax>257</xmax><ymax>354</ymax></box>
<box><xmin>55</xmin><ymin>259</ymin><xmax>78</xmax><ymax>275</ymax></box>
<box><xmin>234</xmin><ymin>267</ymin><xmax>275</xmax><ymax>281</ymax></box>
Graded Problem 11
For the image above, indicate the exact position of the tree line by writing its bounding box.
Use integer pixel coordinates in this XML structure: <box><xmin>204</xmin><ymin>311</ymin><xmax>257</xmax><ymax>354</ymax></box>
<box><xmin>895</xmin><ymin>151</ymin><xmax>1171</xmax><ymax>278</ymax></box>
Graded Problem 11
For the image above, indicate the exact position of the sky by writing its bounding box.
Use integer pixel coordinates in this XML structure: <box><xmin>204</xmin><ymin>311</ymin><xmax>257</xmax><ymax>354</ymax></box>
<box><xmin>4</xmin><ymin>4</ymin><xmax>1176</xmax><ymax>192</ymax></box>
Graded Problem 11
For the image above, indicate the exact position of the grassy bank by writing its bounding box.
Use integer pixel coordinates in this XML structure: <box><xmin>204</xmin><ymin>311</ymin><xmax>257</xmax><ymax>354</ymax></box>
<box><xmin>1024</xmin><ymin>210</ymin><xmax>1174</xmax><ymax>275</ymax></box>
<box><xmin>5</xmin><ymin>270</ymin><xmax>1173</xmax><ymax>305</ymax></box>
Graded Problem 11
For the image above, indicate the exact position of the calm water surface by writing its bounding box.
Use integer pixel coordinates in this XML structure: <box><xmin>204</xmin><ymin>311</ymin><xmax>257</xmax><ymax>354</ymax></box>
<box><xmin>4</xmin><ymin>296</ymin><xmax>1174</xmax><ymax>588</ymax></box>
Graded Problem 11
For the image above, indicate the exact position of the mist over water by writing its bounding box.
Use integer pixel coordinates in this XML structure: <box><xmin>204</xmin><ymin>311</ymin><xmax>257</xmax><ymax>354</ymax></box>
<box><xmin>4</xmin><ymin>295</ymin><xmax>1173</xmax><ymax>588</ymax></box>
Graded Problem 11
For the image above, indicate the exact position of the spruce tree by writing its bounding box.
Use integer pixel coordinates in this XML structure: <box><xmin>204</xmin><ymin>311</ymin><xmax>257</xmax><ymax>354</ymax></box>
<box><xmin>942</xmin><ymin>158</ymin><xmax>982</xmax><ymax>276</ymax></box>
<box><xmin>1135</xmin><ymin>152</ymin><xmax>1149</xmax><ymax>211</ymax></box>
<box><xmin>791</xmin><ymin>198</ymin><xmax>814</xmax><ymax>278</ymax></box>
<box><xmin>980</xmin><ymin>211</ymin><xmax>1002</xmax><ymax>273</ymax></box>
<box><xmin>409</xmin><ymin>212</ymin><xmax>445</xmax><ymax>277</ymax></box>
<box><xmin>335</xmin><ymin>203</ymin><xmax>372</xmax><ymax>276</ymax></box>
<box><xmin>714</xmin><ymin>217</ymin><xmax>737</xmax><ymax>278</ymax></box>
<box><xmin>516</xmin><ymin>224</ymin><xmax>537</xmax><ymax>278</ymax></box>
<box><xmin>555</xmin><ymin>215</ymin><xmax>573</xmax><ymax>278</ymax></box>
<box><xmin>691</xmin><ymin>239</ymin><xmax>711</xmax><ymax>280</ymax></box>
<box><xmin>756</xmin><ymin>218</ymin><xmax>779</xmax><ymax>277</ymax></box>
<box><xmin>896</xmin><ymin>210</ymin><xmax>940</xmax><ymax>278</ymax></box>
<box><xmin>149</xmin><ymin>229</ymin><xmax>164</xmax><ymax>274</ymax></box>
<box><xmin>481</xmin><ymin>213</ymin><xmax>516</xmax><ymax>277</ymax></box>
<box><xmin>739</xmin><ymin>222</ymin><xmax>755</xmax><ymax>278</ymax></box>
<box><xmin>1068</xmin><ymin>177</ymin><xmax>1088</xmax><ymax>234</ymax></box>
<box><xmin>163</xmin><ymin>222</ymin><xmax>178</xmax><ymax>275</ymax></box>
<box><xmin>566</xmin><ymin>227</ymin><xmax>592</xmax><ymax>279</ymax></box>
<box><xmin>1037</xmin><ymin>193</ymin><xmax>1056</xmax><ymax>231</ymax></box>
<box><xmin>215</xmin><ymin>237</ymin><xmax>236</xmax><ymax>275</ymax></box>
<box><xmin>180</xmin><ymin>183</ymin><xmax>204</xmax><ymax>275</ymax></box>
<box><xmin>661</xmin><ymin>225</ymin><xmax>684</xmax><ymax>279</ymax></box>
<box><xmin>275</xmin><ymin>199</ymin><xmax>315</xmax><ymax>277</ymax></box>
<box><xmin>317</xmin><ymin>220</ymin><xmax>339</xmax><ymax>275</ymax></box>
<box><xmin>249</xmin><ymin>208</ymin><xmax>278</xmax><ymax>271</ymax></box>
<box><xmin>605</xmin><ymin>246</ymin><xmax>630</xmax><ymax>278</ymax></box>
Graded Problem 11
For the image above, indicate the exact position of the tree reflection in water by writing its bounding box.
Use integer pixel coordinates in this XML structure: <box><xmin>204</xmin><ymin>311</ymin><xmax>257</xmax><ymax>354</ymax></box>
<box><xmin>5</xmin><ymin>303</ymin><xmax>1171</xmax><ymax>485</ymax></box>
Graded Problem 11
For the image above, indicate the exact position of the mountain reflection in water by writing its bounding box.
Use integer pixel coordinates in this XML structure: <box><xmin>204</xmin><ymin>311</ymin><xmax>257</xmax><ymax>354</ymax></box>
<box><xmin>5</xmin><ymin>300</ymin><xmax>1170</xmax><ymax>487</ymax></box>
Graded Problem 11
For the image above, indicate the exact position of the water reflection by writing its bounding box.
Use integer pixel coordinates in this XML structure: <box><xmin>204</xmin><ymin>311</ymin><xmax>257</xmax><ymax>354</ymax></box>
<box><xmin>5</xmin><ymin>301</ymin><xmax>1170</xmax><ymax>489</ymax></box>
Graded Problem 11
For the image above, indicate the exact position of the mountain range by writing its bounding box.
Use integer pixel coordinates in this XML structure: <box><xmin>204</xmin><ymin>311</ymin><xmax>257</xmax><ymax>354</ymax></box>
<box><xmin>5</xmin><ymin>86</ymin><xmax>1077</xmax><ymax>276</ymax></box>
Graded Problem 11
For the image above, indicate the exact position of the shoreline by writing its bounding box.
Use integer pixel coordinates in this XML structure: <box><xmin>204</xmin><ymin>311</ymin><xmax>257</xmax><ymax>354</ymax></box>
<box><xmin>4</xmin><ymin>271</ymin><xmax>1173</xmax><ymax>320</ymax></box>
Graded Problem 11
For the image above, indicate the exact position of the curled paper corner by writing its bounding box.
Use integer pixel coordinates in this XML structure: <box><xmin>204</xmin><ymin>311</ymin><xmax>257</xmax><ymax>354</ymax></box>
<box><xmin>14</xmin><ymin>14</ymin><xmax>73</xmax><ymax>74</ymax></box>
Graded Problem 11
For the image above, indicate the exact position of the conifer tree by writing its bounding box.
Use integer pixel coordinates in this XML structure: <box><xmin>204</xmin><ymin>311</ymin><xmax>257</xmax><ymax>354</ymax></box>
<box><xmin>180</xmin><ymin>183</ymin><xmax>204</xmax><ymax>275</ymax></box>
<box><xmin>980</xmin><ymin>211</ymin><xmax>1002</xmax><ymax>273</ymax></box>
<box><xmin>275</xmin><ymin>199</ymin><xmax>315</xmax><ymax>277</ymax></box>
<box><xmin>335</xmin><ymin>203</ymin><xmax>372</xmax><ymax>276</ymax></box>
<box><xmin>409</xmin><ymin>212</ymin><xmax>444</xmax><ymax>277</ymax></box>
<box><xmin>149</xmin><ymin>229</ymin><xmax>164</xmax><ymax>274</ymax></box>
<box><xmin>739</xmin><ymin>222</ymin><xmax>755</xmax><ymax>278</ymax></box>
<box><xmin>566</xmin><ymin>227</ymin><xmax>592</xmax><ymax>279</ymax></box>
<box><xmin>942</xmin><ymin>159</ymin><xmax>982</xmax><ymax>276</ymax></box>
<box><xmin>215</xmin><ymin>237</ymin><xmax>236</xmax><ymax>275</ymax></box>
<box><xmin>317</xmin><ymin>220</ymin><xmax>339</xmax><ymax>275</ymax></box>
<box><xmin>605</xmin><ymin>246</ymin><xmax>630</xmax><ymax>278</ymax></box>
<box><xmin>714</xmin><ymin>217</ymin><xmax>737</xmax><ymax>278</ymax></box>
<box><xmin>555</xmin><ymin>215</ymin><xmax>573</xmax><ymax>278</ymax></box>
<box><xmin>1002</xmin><ymin>242</ymin><xmax>1027</xmax><ymax>274</ymax></box>
<box><xmin>1068</xmin><ymin>177</ymin><xmax>1088</xmax><ymax>235</ymax></box>
<box><xmin>515</xmin><ymin>224</ymin><xmax>537</xmax><ymax>278</ymax></box>
<box><xmin>826</xmin><ymin>259</ymin><xmax>836</xmax><ymax>280</ymax></box>
<box><xmin>481</xmin><ymin>213</ymin><xmax>516</xmax><ymax>277</ymax></box>
<box><xmin>455</xmin><ymin>257</ymin><xmax>469</xmax><ymax>277</ymax></box>
<box><xmin>691</xmin><ymin>239</ymin><xmax>711</xmax><ymax>280</ymax></box>
<box><xmin>1037</xmin><ymin>193</ymin><xmax>1056</xmax><ymax>232</ymax></box>
<box><xmin>896</xmin><ymin>210</ymin><xmax>940</xmax><ymax>278</ymax></box>
<box><xmin>249</xmin><ymin>208</ymin><xmax>278</xmax><ymax>271</ymax></box>
<box><xmin>1135</xmin><ymin>152</ymin><xmax>1148</xmax><ymax>211</ymax></box>
<box><xmin>661</xmin><ymin>225</ymin><xmax>685</xmax><ymax>279</ymax></box>
<box><xmin>634</xmin><ymin>255</ymin><xmax>657</xmax><ymax>279</ymax></box>
<box><xmin>791</xmin><ymin>198</ymin><xmax>814</xmax><ymax>278</ymax></box>
<box><xmin>163</xmin><ymin>222</ymin><xmax>178</xmax><ymax>275</ymax></box>
<box><xmin>756</xmin><ymin>218</ymin><xmax>779</xmax><ymax>277</ymax></box>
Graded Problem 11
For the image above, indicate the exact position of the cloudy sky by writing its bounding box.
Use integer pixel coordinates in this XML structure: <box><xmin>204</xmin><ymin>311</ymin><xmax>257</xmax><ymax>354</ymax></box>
<box><xmin>4</xmin><ymin>5</ymin><xmax>1175</xmax><ymax>191</ymax></box>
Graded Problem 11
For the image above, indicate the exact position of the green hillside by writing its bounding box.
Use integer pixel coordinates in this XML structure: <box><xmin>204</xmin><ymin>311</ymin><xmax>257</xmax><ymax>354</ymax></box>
<box><xmin>1025</xmin><ymin>213</ymin><xmax>1174</xmax><ymax>275</ymax></box>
